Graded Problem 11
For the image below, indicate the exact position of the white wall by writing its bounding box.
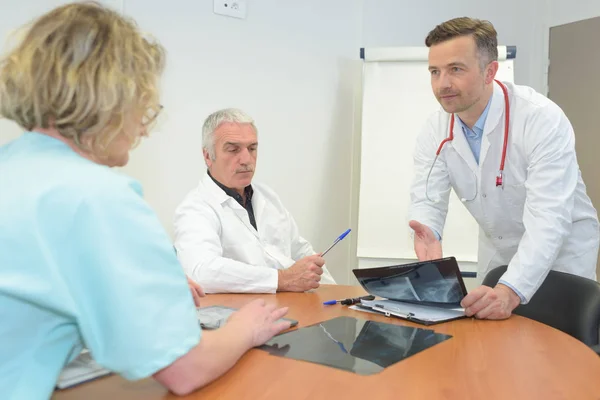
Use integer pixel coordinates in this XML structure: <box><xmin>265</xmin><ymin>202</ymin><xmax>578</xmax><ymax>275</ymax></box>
<box><xmin>362</xmin><ymin>0</ymin><xmax>549</xmax><ymax>94</ymax></box>
<box><xmin>548</xmin><ymin>1</ymin><xmax>600</xmax><ymax>26</ymax></box>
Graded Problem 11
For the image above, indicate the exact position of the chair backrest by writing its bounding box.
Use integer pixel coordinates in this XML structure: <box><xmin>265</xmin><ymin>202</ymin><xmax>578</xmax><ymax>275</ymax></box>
<box><xmin>482</xmin><ymin>265</ymin><xmax>600</xmax><ymax>346</ymax></box>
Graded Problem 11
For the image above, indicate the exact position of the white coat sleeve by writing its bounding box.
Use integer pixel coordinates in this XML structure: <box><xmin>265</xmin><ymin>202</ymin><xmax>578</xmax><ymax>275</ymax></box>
<box><xmin>407</xmin><ymin>118</ymin><xmax>452</xmax><ymax>238</ymax></box>
<box><xmin>287</xmin><ymin>210</ymin><xmax>336</xmax><ymax>284</ymax></box>
<box><xmin>499</xmin><ymin>105</ymin><xmax>578</xmax><ymax>302</ymax></box>
<box><xmin>174</xmin><ymin>199</ymin><xmax>278</xmax><ymax>294</ymax></box>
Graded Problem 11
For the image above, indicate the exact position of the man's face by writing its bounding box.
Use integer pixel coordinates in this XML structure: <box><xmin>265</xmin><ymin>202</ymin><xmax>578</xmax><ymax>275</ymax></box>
<box><xmin>205</xmin><ymin>122</ymin><xmax>258</xmax><ymax>190</ymax></box>
<box><xmin>428</xmin><ymin>35</ymin><xmax>493</xmax><ymax>114</ymax></box>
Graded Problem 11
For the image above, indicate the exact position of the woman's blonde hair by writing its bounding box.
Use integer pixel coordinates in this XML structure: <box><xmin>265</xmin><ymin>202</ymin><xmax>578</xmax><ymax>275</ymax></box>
<box><xmin>0</xmin><ymin>1</ymin><xmax>165</xmax><ymax>152</ymax></box>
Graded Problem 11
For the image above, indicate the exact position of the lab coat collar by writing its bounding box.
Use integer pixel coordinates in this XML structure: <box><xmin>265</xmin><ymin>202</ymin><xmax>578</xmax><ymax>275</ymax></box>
<box><xmin>207</xmin><ymin>170</ymin><xmax>254</xmax><ymax>208</ymax></box>
<box><xmin>202</xmin><ymin>173</ymin><xmax>231</xmax><ymax>205</ymax></box>
<box><xmin>483</xmin><ymin>81</ymin><xmax>507</xmax><ymax>137</ymax></box>
<box><xmin>201</xmin><ymin>172</ymin><xmax>262</xmax><ymax>236</ymax></box>
<box><xmin>451</xmin><ymin>114</ymin><xmax>479</xmax><ymax>174</ymax></box>
<box><xmin>479</xmin><ymin>81</ymin><xmax>508</xmax><ymax>169</ymax></box>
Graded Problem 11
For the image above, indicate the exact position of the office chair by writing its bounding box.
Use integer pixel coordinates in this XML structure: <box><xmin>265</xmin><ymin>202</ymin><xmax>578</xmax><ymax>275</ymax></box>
<box><xmin>482</xmin><ymin>265</ymin><xmax>600</xmax><ymax>347</ymax></box>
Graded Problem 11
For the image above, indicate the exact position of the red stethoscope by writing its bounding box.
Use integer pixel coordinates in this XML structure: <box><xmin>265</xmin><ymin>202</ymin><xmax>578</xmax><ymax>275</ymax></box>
<box><xmin>425</xmin><ymin>79</ymin><xmax>510</xmax><ymax>203</ymax></box>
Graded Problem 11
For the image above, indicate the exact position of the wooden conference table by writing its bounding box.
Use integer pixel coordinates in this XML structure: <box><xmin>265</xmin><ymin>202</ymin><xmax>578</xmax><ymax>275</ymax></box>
<box><xmin>53</xmin><ymin>285</ymin><xmax>600</xmax><ymax>400</ymax></box>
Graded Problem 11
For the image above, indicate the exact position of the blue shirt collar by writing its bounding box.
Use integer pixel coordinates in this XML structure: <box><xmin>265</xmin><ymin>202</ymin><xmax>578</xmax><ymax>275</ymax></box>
<box><xmin>457</xmin><ymin>96</ymin><xmax>492</xmax><ymax>136</ymax></box>
<box><xmin>474</xmin><ymin>97</ymin><xmax>492</xmax><ymax>133</ymax></box>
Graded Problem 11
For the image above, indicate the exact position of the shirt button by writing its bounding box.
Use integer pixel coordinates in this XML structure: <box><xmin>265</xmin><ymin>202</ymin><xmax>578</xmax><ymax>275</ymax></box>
<box><xmin>482</xmin><ymin>194</ymin><xmax>487</xmax><ymax>198</ymax></box>
<box><xmin>498</xmin><ymin>236</ymin><xmax>503</xmax><ymax>240</ymax></box>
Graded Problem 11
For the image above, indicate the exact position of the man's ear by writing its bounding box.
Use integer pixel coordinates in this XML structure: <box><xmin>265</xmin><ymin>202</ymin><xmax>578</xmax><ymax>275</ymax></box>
<box><xmin>203</xmin><ymin>149</ymin><xmax>212</xmax><ymax>168</ymax></box>
<box><xmin>485</xmin><ymin>60</ymin><xmax>499</xmax><ymax>84</ymax></box>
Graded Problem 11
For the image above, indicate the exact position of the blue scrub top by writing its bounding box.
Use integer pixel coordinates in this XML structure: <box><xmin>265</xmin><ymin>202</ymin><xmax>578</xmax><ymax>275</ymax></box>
<box><xmin>0</xmin><ymin>132</ymin><xmax>201</xmax><ymax>399</ymax></box>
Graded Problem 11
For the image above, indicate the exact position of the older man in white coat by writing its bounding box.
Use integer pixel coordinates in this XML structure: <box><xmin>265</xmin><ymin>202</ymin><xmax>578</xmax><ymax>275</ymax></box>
<box><xmin>174</xmin><ymin>108</ymin><xmax>336</xmax><ymax>293</ymax></box>
<box><xmin>408</xmin><ymin>17</ymin><xmax>599</xmax><ymax>320</ymax></box>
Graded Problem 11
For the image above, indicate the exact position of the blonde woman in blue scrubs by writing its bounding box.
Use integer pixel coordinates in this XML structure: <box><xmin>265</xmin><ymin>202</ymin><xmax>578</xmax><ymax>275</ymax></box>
<box><xmin>0</xmin><ymin>3</ymin><xmax>290</xmax><ymax>399</ymax></box>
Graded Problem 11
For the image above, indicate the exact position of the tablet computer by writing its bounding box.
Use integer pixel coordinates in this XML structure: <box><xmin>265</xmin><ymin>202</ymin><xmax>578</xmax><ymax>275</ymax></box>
<box><xmin>352</xmin><ymin>257</ymin><xmax>468</xmax><ymax>306</ymax></box>
<box><xmin>197</xmin><ymin>305</ymin><xmax>299</xmax><ymax>330</ymax></box>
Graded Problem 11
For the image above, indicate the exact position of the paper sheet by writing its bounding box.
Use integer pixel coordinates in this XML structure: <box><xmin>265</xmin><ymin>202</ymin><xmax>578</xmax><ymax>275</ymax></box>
<box><xmin>56</xmin><ymin>350</ymin><xmax>110</xmax><ymax>389</ymax></box>
<box><xmin>360</xmin><ymin>299</ymin><xmax>465</xmax><ymax>323</ymax></box>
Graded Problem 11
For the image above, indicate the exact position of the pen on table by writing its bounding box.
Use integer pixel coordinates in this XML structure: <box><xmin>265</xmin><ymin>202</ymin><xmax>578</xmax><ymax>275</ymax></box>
<box><xmin>320</xmin><ymin>228</ymin><xmax>351</xmax><ymax>257</ymax></box>
<box><xmin>323</xmin><ymin>295</ymin><xmax>375</xmax><ymax>306</ymax></box>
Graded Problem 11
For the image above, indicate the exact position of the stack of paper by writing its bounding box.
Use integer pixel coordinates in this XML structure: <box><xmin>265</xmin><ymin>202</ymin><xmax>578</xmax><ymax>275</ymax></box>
<box><xmin>56</xmin><ymin>350</ymin><xmax>111</xmax><ymax>389</ymax></box>
<box><xmin>352</xmin><ymin>299</ymin><xmax>465</xmax><ymax>325</ymax></box>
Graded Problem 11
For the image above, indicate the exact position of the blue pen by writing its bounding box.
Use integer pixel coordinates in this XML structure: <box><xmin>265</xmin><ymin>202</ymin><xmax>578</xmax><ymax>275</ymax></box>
<box><xmin>320</xmin><ymin>228</ymin><xmax>351</xmax><ymax>257</ymax></box>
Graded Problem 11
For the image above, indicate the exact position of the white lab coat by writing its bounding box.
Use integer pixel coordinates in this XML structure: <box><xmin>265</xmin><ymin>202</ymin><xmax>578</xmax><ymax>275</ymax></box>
<box><xmin>174</xmin><ymin>174</ymin><xmax>336</xmax><ymax>293</ymax></box>
<box><xmin>409</xmin><ymin>81</ymin><xmax>599</xmax><ymax>302</ymax></box>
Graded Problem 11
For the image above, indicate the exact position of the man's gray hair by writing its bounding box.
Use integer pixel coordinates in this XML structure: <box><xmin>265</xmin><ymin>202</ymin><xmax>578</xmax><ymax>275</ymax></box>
<box><xmin>202</xmin><ymin>108</ymin><xmax>257</xmax><ymax>160</ymax></box>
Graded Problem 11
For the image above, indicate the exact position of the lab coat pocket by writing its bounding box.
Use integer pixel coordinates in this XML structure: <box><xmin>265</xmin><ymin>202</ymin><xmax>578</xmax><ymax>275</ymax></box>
<box><xmin>260</xmin><ymin>212</ymin><xmax>291</xmax><ymax>250</ymax></box>
<box><xmin>263</xmin><ymin>223</ymin><xmax>290</xmax><ymax>251</ymax></box>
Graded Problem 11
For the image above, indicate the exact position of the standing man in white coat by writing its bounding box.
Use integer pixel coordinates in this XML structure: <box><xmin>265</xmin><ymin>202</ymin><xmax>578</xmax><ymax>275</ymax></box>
<box><xmin>408</xmin><ymin>17</ymin><xmax>599</xmax><ymax>320</ymax></box>
<box><xmin>175</xmin><ymin>108</ymin><xmax>336</xmax><ymax>293</ymax></box>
